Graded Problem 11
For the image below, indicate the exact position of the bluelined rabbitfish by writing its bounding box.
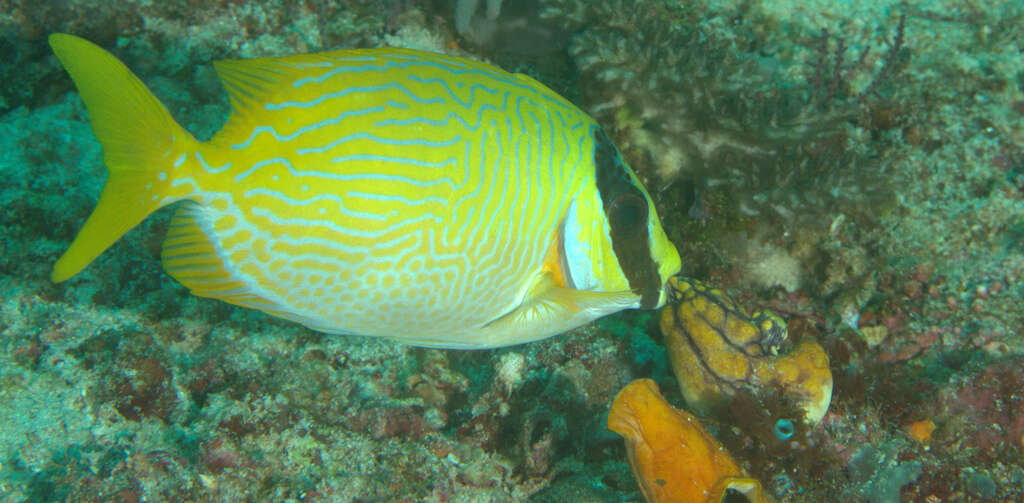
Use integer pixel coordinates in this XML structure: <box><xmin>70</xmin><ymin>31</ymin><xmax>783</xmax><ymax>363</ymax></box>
<box><xmin>48</xmin><ymin>33</ymin><xmax>681</xmax><ymax>348</ymax></box>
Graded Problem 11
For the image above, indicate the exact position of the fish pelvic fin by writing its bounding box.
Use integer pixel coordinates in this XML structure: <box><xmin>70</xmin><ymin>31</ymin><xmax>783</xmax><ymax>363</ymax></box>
<box><xmin>467</xmin><ymin>275</ymin><xmax>639</xmax><ymax>348</ymax></box>
<box><xmin>49</xmin><ymin>34</ymin><xmax>199</xmax><ymax>282</ymax></box>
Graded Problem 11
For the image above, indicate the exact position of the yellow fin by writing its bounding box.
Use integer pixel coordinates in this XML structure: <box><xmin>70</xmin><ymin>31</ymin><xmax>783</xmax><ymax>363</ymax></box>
<box><xmin>455</xmin><ymin>275</ymin><xmax>638</xmax><ymax>348</ymax></box>
<box><xmin>212</xmin><ymin>57</ymin><xmax>290</xmax><ymax>113</ymax></box>
<box><xmin>161</xmin><ymin>203</ymin><xmax>289</xmax><ymax>316</ymax></box>
<box><xmin>48</xmin><ymin>34</ymin><xmax>196</xmax><ymax>282</ymax></box>
<box><xmin>210</xmin><ymin>55</ymin><xmax>303</xmax><ymax>144</ymax></box>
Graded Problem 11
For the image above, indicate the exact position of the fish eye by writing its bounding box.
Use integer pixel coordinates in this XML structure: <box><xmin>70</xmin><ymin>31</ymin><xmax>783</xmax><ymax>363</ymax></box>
<box><xmin>609</xmin><ymin>193</ymin><xmax>648</xmax><ymax>236</ymax></box>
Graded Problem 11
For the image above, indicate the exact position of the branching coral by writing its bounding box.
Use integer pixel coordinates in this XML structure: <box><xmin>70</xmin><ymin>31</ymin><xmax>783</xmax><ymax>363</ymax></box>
<box><xmin>539</xmin><ymin>0</ymin><xmax>909</xmax><ymax>230</ymax></box>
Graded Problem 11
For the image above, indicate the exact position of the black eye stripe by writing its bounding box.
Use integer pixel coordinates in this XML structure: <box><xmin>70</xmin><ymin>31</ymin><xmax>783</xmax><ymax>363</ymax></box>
<box><xmin>592</xmin><ymin>126</ymin><xmax>661</xmax><ymax>309</ymax></box>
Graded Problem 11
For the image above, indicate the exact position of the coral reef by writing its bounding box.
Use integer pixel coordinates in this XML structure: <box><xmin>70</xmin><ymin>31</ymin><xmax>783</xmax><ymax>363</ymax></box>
<box><xmin>0</xmin><ymin>0</ymin><xmax>1022</xmax><ymax>501</ymax></box>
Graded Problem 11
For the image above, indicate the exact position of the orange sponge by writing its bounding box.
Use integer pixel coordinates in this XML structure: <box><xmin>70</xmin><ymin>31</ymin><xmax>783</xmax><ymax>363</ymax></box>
<box><xmin>608</xmin><ymin>378</ymin><xmax>772</xmax><ymax>503</ymax></box>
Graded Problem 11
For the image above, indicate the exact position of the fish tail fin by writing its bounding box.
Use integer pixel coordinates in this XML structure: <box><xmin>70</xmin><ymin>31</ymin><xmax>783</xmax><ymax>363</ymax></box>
<box><xmin>48</xmin><ymin>33</ymin><xmax>198</xmax><ymax>282</ymax></box>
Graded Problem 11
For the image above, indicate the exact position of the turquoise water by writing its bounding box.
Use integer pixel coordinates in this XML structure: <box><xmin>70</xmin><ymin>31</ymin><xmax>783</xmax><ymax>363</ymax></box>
<box><xmin>1</xmin><ymin>1</ymin><xmax>1022</xmax><ymax>501</ymax></box>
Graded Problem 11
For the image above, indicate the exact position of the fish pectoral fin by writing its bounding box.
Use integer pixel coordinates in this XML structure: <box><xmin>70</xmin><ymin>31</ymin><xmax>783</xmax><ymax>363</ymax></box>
<box><xmin>476</xmin><ymin>275</ymin><xmax>639</xmax><ymax>347</ymax></box>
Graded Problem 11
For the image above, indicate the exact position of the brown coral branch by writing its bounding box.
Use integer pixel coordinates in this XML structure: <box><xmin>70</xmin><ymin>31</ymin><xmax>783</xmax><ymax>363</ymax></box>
<box><xmin>857</xmin><ymin>13</ymin><xmax>907</xmax><ymax>104</ymax></box>
<box><xmin>826</xmin><ymin>34</ymin><xmax>846</xmax><ymax>106</ymax></box>
<box><xmin>811</xmin><ymin>28</ymin><xmax>829</xmax><ymax>99</ymax></box>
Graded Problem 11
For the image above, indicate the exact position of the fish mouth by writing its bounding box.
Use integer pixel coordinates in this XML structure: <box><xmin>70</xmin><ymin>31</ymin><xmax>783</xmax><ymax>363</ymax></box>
<box><xmin>664</xmin><ymin>274</ymin><xmax>685</xmax><ymax>304</ymax></box>
<box><xmin>656</xmin><ymin>282</ymin><xmax>672</xmax><ymax>309</ymax></box>
<box><xmin>642</xmin><ymin>279</ymin><xmax>673</xmax><ymax>310</ymax></box>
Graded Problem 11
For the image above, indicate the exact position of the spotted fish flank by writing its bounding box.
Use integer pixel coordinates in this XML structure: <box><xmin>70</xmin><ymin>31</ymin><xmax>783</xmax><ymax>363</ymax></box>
<box><xmin>48</xmin><ymin>34</ymin><xmax>682</xmax><ymax>348</ymax></box>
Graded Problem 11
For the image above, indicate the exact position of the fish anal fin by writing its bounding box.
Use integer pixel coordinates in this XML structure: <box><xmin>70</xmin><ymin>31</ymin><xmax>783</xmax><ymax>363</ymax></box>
<box><xmin>161</xmin><ymin>203</ymin><xmax>293</xmax><ymax>318</ymax></box>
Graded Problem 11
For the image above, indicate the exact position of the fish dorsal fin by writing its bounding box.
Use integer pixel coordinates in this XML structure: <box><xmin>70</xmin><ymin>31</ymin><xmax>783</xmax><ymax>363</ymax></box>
<box><xmin>212</xmin><ymin>57</ymin><xmax>290</xmax><ymax>113</ymax></box>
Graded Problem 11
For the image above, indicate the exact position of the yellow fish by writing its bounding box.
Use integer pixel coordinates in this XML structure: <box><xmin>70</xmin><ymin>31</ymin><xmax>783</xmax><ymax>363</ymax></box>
<box><xmin>48</xmin><ymin>34</ymin><xmax>681</xmax><ymax>348</ymax></box>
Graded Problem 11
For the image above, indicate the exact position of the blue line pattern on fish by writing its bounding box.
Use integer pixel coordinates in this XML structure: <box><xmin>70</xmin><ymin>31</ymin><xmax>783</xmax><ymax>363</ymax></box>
<box><xmin>48</xmin><ymin>34</ymin><xmax>681</xmax><ymax>348</ymax></box>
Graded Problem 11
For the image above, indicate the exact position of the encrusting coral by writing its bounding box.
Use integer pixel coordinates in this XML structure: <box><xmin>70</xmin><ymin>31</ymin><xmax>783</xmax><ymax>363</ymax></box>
<box><xmin>660</xmin><ymin>277</ymin><xmax>833</xmax><ymax>423</ymax></box>
<box><xmin>608</xmin><ymin>378</ymin><xmax>773</xmax><ymax>503</ymax></box>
